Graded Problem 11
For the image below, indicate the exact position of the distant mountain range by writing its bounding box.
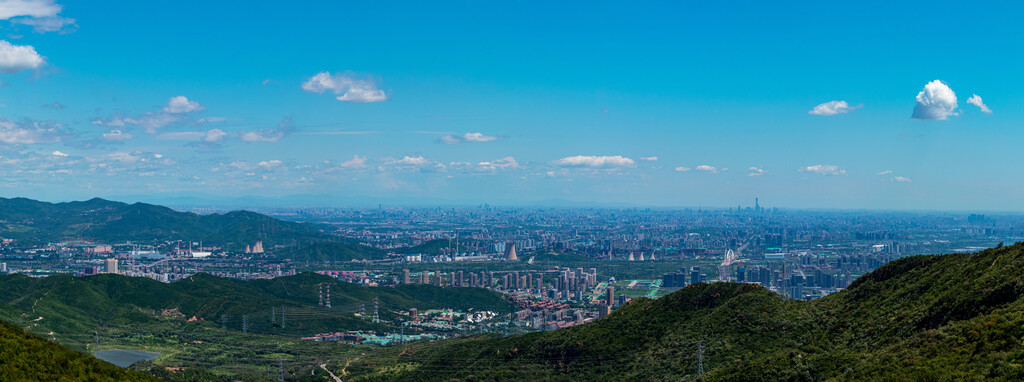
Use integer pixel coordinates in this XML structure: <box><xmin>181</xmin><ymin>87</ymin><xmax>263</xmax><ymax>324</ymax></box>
<box><xmin>0</xmin><ymin>197</ymin><xmax>335</xmax><ymax>252</ymax></box>
<box><xmin>348</xmin><ymin>243</ymin><xmax>1024</xmax><ymax>381</ymax></box>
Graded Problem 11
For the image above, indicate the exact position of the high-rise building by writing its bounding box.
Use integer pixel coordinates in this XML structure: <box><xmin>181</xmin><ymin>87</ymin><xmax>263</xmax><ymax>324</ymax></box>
<box><xmin>606</xmin><ymin>286</ymin><xmax>615</xmax><ymax>305</ymax></box>
<box><xmin>104</xmin><ymin>258</ymin><xmax>118</xmax><ymax>274</ymax></box>
<box><xmin>402</xmin><ymin>269</ymin><xmax>411</xmax><ymax>284</ymax></box>
<box><xmin>0</xmin><ymin>262</ymin><xmax>6</xmax><ymax>273</ymax></box>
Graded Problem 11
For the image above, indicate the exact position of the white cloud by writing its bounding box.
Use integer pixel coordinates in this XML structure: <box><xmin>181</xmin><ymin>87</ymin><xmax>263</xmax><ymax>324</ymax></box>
<box><xmin>241</xmin><ymin>118</ymin><xmax>293</xmax><ymax>142</ymax></box>
<box><xmin>394</xmin><ymin>156</ymin><xmax>430</xmax><ymax>166</ymax></box>
<box><xmin>301</xmin><ymin>71</ymin><xmax>387</xmax><ymax>103</ymax></box>
<box><xmin>463</xmin><ymin>132</ymin><xmax>500</xmax><ymax>142</ymax></box>
<box><xmin>257</xmin><ymin>160</ymin><xmax>282</xmax><ymax>169</ymax></box>
<box><xmin>477</xmin><ymin>156</ymin><xmax>518</xmax><ymax>170</ymax></box>
<box><xmin>554</xmin><ymin>155</ymin><xmax>636</xmax><ymax>169</ymax></box>
<box><xmin>801</xmin><ymin>164</ymin><xmax>847</xmax><ymax>176</ymax></box>
<box><xmin>695</xmin><ymin>165</ymin><xmax>718</xmax><ymax>173</ymax></box>
<box><xmin>966</xmin><ymin>94</ymin><xmax>992</xmax><ymax>114</ymax></box>
<box><xmin>0</xmin><ymin>40</ymin><xmax>44</xmax><ymax>73</ymax></box>
<box><xmin>203</xmin><ymin>128</ymin><xmax>226</xmax><ymax>142</ymax></box>
<box><xmin>124</xmin><ymin>112</ymin><xmax>186</xmax><ymax>133</ymax></box>
<box><xmin>340</xmin><ymin>155</ymin><xmax>367</xmax><ymax>168</ymax></box>
<box><xmin>194</xmin><ymin>116</ymin><xmax>226</xmax><ymax>124</ymax></box>
<box><xmin>912</xmin><ymin>80</ymin><xmax>958</xmax><ymax>120</ymax></box>
<box><xmin>0</xmin><ymin>0</ymin><xmax>61</xmax><ymax>19</ymax></box>
<box><xmin>102</xmin><ymin>129</ymin><xmax>132</xmax><ymax>141</ymax></box>
<box><xmin>438</xmin><ymin>135</ymin><xmax>461</xmax><ymax>144</ymax></box>
<box><xmin>876</xmin><ymin>170</ymin><xmax>893</xmax><ymax>176</ymax></box>
<box><xmin>808</xmin><ymin>100</ymin><xmax>861</xmax><ymax>116</ymax></box>
<box><xmin>674</xmin><ymin>166</ymin><xmax>690</xmax><ymax>172</ymax></box>
<box><xmin>11</xmin><ymin>15</ymin><xmax>74</xmax><ymax>33</ymax></box>
<box><xmin>748</xmin><ymin>166</ymin><xmax>765</xmax><ymax>176</ymax></box>
<box><xmin>893</xmin><ymin>176</ymin><xmax>912</xmax><ymax>183</ymax></box>
<box><xmin>439</xmin><ymin>132</ymin><xmax>503</xmax><ymax>144</ymax></box>
<box><xmin>640</xmin><ymin>156</ymin><xmax>658</xmax><ymax>161</ymax></box>
<box><xmin>0</xmin><ymin>118</ymin><xmax>66</xmax><ymax>144</ymax></box>
<box><xmin>163</xmin><ymin>96</ymin><xmax>205</xmax><ymax>114</ymax></box>
<box><xmin>50</xmin><ymin>150</ymin><xmax>66</xmax><ymax>156</ymax></box>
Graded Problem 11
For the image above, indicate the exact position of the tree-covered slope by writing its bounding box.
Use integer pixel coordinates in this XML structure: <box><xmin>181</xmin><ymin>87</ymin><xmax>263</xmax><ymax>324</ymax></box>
<box><xmin>347</xmin><ymin>243</ymin><xmax>1024</xmax><ymax>381</ymax></box>
<box><xmin>0</xmin><ymin>272</ymin><xmax>513</xmax><ymax>347</ymax></box>
<box><xmin>0</xmin><ymin>320</ymin><xmax>156</xmax><ymax>381</ymax></box>
<box><xmin>0</xmin><ymin>197</ymin><xmax>325</xmax><ymax>249</ymax></box>
<box><xmin>275</xmin><ymin>240</ymin><xmax>388</xmax><ymax>262</ymax></box>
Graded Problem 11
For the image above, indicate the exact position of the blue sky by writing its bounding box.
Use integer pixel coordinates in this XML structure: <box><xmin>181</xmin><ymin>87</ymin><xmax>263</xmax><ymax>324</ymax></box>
<box><xmin>1</xmin><ymin>0</ymin><xmax>1023</xmax><ymax>209</ymax></box>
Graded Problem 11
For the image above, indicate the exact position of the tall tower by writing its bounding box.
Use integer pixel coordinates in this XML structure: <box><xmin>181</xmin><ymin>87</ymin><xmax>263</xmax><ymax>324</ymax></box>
<box><xmin>505</xmin><ymin>242</ymin><xmax>518</xmax><ymax>261</ymax></box>
<box><xmin>325</xmin><ymin>284</ymin><xmax>331</xmax><ymax>309</ymax></box>
<box><xmin>372</xmin><ymin>297</ymin><xmax>380</xmax><ymax>323</ymax></box>
<box><xmin>318</xmin><ymin>285</ymin><xmax>324</xmax><ymax>306</ymax></box>
<box><xmin>755</xmin><ymin>197</ymin><xmax>760</xmax><ymax>213</ymax></box>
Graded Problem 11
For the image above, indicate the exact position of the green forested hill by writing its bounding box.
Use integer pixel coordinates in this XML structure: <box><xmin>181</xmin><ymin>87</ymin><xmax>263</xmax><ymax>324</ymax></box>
<box><xmin>0</xmin><ymin>272</ymin><xmax>512</xmax><ymax>349</ymax></box>
<box><xmin>0</xmin><ymin>320</ymin><xmax>156</xmax><ymax>381</ymax></box>
<box><xmin>346</xmin><ymin>243</ymin><xmax>1024</xmax><ymax>381</ymax></box>
<box><xmin>275</xmin><ymin>240</ymin><xmax>389</xmax><ymax>262</ymax></box>
<box><xmin>0</xmin><ymin>197</ymin><xmax>326</xmax><ymax>249</ymax></box>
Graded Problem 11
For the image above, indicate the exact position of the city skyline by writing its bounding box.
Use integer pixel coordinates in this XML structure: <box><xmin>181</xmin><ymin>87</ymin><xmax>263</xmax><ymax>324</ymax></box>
<box><xmin>3</xmin><ymin>1</ymin><xmax>1024</xmax><ymax>210</ymax></box>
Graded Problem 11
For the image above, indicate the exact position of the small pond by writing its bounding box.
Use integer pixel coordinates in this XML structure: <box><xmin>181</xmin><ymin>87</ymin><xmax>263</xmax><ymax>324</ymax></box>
<box><xmin>94</xmin><ymin>349</ymin><xmax>161</xmax><ymax>367</ymax></box>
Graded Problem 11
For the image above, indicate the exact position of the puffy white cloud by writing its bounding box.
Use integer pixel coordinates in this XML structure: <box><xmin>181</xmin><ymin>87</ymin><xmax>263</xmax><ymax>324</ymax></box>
<box><xmin>91</xmin><ymin>96</ymin><xmax>206</xmax><ymax>134</ymax></box>
<box><xmin>301</xmin><ymin>71</ymin><xmax>387</xmax><ymax>103</ymax></box>
<box><xmin>0</xmin><ymin>0</ymin><xmax>61</xmax><ymax>19</ymax></box>
<box><xmin>912</xmin><ymin>80</ymin><xmax>958</xmax><ymax>120</ymax></box>
<box><xmin>439</xmin><ymin>132</ymin><xmax>503</xmax><ymax>144</ymax></box>
<box><xmin>257</xmin><ymin>160</ymin><xmax>282</xmax><ymax>169</ymax></box>
<box><xmin>387</xmin><ymin>156</ymin><xmax>446</xmax><ymax>172</ymax></box>
<box><xmin>639</xmin><ymin>156</ymin><xmax>658</xmax><ymax>161</ymax></box>
<box><xmin>50</xmin><ymin>150</ymin><xmax>66</xmax><ymax>156</ymax></box>
<box><xmin>966</xmin><ymin>94</ymin><xmax>992</xmax><ymax>114</ymax></box>
<box><xmin>876</xmin><ymin>170</ymin><xmax>893</xmax><ymax>176</ymax></box>
<box><xmin>674</xmin><ymin>166</ymin><xmax>690</xmax><ymax>172</ymax></box>
<box><xmin>394</xmin><ymin>156</ymin><xmax>430</xmax><ymax>166</ymax></box>
<box><xmin>102</xmin><ymin>129</ymin><xmax>132</xmax><ymax>141</ymax></box>
<box><xmin>0</xmin><ymin>40</ymin><xmax>44</xmax><ymax>73</ymax></box>
<box><xmin>695</xmin><ymin>165</ymin><xmax>718</xmax><ymax>173</ymax></box>
<box><xmin>893</xmin><ymin>176</ymin><xmax>912</xmax><ymax>183</ymax></box>
<box><xmin>241</xmin><ymin>118</ymin><xmax>293</xmax><ymax>142</ymax></box>
<box><xmin>800</xmin><ymin>164</ymin><xmax>847</xmax><ymax>176</ymax></box>
<box><xmin>477</xmin><ymin>156</ymin><xmax>518</xmax><ymax>170</ymax></box>
<box><xmin>463</xmin><ymin>132</ymin><xmax>500</xmax><ymax>142</ymax></box>
<box><xmin>163</xmin><ymin>96</ymin><xmax>205</xmax><ymax>114</ymax></box>
<box><xmin>0</xmin><ymin>118</ymin><xmax>66</xmax><ymax>144</ymax></box>
<box><xmin>808</xmin><ymin>100</ymin><xmax>861</xmax><ymax>116</ymax></box>
<box><xmin>554</xmin><ymin>155</ymin><xmax>636</xmax><ymax>169</ymax></box>
<box><xmin>340</xmin><ymin>155</ymin><xmax>367</xmax><ymax>168</ymax></box>
<box><xmin>748</xmin><ymin>166</ymin><xmax>765</xmax><ymax>176</ymax></box>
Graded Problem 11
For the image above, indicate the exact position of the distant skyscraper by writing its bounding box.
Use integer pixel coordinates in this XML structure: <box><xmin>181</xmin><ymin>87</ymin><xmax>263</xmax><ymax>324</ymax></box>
<box><xmin>606</xmin><ymin>285</ymin><xmax>615</xmax><ymax>305</ymax></box>
<box><xmin>402</xmin><ymin>269</ymin><xmax>411</xmax><ymax>284</ymax></box>
<box><xmin>505</xmin><ymin>242</ymin><xmax>518</xmax><ymax>261</ymax></box>
<box><xmin>104</xmin><ymin>258</ymin><xmax>118</xmax><ymax>274</ymax></box>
